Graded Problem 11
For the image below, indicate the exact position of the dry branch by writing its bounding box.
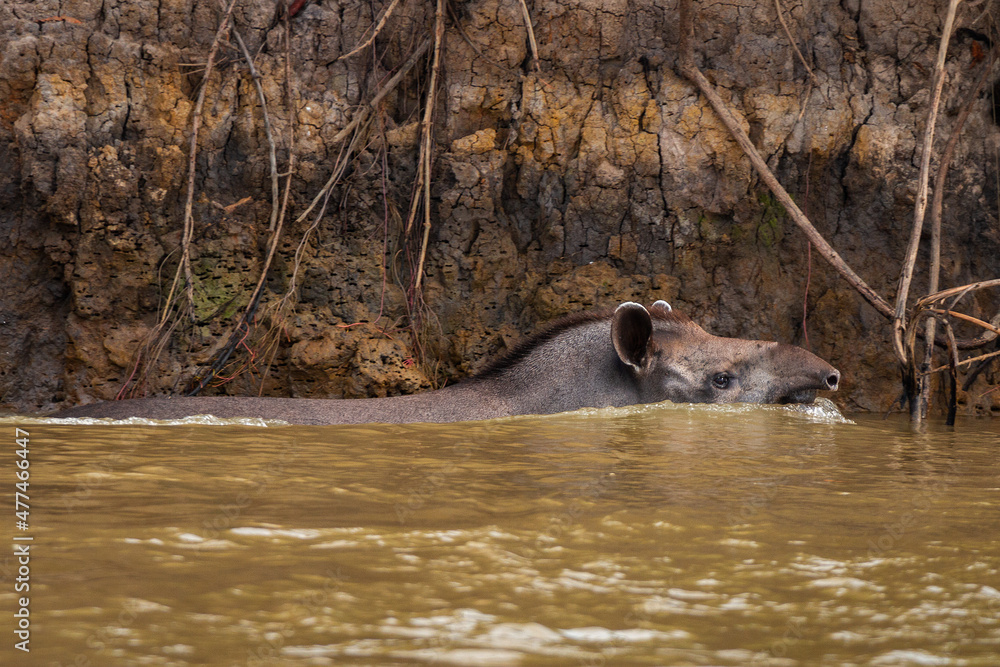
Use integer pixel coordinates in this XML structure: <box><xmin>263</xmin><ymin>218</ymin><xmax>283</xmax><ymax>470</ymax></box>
<box><xmin>917</xmin><ymin>50</ymin><xmax>994</xmax><ymax>414</ymax></box>
<box><xmin>677</xmin><ymin>0</ymin><xmax>1000</xmax><ymax>421</ymax></box>
<box><xmin>927</xmin><ymin>309</ymin><xmax>1000</xmax><ymax>337</ymax></box>
<box><xmin>925</xmin><ymin>348</ymin><xmax>1000</xmax><ymax>375</ymax></box>
<box><xmin>942</xmin><ymin>317</ymin><xmax>961</xmax><ymax>424</ymax></box>
<box><xmin>912</xmin><ymin>279</ymin><xmax>1000</xmax><ymax>350</ymax></box>
<box><xmin>676</xmin><ymin>0</ymin><xmax>893</xmax><ymax>319</ymax></box>
<box><xmin>892</xmin><ymin>0</ymin><xmax>963</xmax><ymax>364</ymax></box>
<box><xmin>905</xmin><ymin>279</ymin><xmax>1000</xmax><ymax>419</ymax></box>
<box><xmin>915</xmin><ymin>278</ymin><xmax>1000</xmax><ymax>309</ymax></box>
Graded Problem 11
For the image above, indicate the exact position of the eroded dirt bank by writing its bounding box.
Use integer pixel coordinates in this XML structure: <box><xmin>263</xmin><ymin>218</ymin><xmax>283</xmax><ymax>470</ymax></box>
<box><xmin>1</xmin><ymin>0</ymin><xmax>999</xmax><ymax>415</ymax></box>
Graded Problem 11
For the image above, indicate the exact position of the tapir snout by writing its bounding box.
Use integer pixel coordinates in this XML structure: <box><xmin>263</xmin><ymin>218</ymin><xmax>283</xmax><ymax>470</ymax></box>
<box><xmin>764</xmin><ymin>342</ymin><xmax>841</xmax><ymax>404</ymax></box>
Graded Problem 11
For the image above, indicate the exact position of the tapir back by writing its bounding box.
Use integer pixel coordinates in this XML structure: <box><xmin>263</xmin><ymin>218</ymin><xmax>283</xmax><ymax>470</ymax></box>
<box><xmin>55</xmin><ymin>302</ymin><xmax>839</xmax><ymax>424</ymax></box>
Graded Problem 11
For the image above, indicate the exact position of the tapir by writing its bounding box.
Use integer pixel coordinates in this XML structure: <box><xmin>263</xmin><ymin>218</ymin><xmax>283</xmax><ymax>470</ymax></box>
<box><xmin>56</xmin><ymin>301</ymin><xmax>840</xmax><ymax>425</ymax></box>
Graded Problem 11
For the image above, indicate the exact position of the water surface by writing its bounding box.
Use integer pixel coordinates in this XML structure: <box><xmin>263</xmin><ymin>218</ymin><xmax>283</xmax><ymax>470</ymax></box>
<box><xmin>4</xmin><ymin>401</ymin><xmax>1000</xmax><ymax>665</ymax></box>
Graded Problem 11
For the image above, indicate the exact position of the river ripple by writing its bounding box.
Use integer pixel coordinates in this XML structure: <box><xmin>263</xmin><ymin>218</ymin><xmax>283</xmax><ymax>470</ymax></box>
<box><xmin>4</xmin><ymin>400</ymin><xmax>999</xmax><ymax>665</ymax></box>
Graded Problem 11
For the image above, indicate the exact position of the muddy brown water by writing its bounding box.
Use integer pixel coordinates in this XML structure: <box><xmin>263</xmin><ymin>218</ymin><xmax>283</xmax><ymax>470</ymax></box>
<box><xmin>4</xmin><ymin>401</ymin><xmax>1000</xmax><ymax>666</ymax></box>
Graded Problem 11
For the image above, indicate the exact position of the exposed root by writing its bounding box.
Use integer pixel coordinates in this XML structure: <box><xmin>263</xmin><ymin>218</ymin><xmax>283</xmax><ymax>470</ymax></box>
<box><xmin>186</xmin><ymin>22</ymin><xmax>433</xmax><ymax>395</ymax></box>
<box><xmin>306</xmin><ymin>37</ymin><xmax>432</xmax><ymax>230</ymax></box>
<box><xmin>186</xmin><ymin>16</ymin><xmax>295</xmax><ymax>396</ymax></box>
<box><xmin>175</xmin><ymin>0</ymin><xmax>242</xmax><ymax>320</ymax></box>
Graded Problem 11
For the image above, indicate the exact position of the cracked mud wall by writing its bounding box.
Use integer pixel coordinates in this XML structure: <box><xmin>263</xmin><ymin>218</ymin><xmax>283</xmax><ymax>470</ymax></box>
<box><xmin>2</xmin><ymin>0</ymin><xmax>999</xmax><ymax>415</ymax></box>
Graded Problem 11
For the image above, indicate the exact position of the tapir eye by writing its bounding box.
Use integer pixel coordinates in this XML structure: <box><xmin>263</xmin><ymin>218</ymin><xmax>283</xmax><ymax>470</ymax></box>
<box><xmin>711</xmin><ymin>373</ymin><xmax>732</xmax><ymax>390</ymax></box>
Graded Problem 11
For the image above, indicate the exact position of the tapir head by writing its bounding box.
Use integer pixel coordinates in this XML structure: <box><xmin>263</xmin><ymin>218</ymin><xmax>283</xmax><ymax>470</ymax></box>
<box><xmin>612</xmin><ymin>301</ymin><xmax>840</xmax><ymax>405</ymax></box>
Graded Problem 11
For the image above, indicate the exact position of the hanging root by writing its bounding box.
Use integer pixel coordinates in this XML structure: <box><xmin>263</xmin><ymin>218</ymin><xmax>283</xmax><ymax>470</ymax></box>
<box><xmin>189</xmin><ymin>24</ymin><xmax>434</xmax><ymax>394</ymax></box>
<box><xmin>411</xmin><ymin>0</ymin><xmax>446</xmax><ymax>294</ymax></box>
<box><xmin>232</xmin><ymin>28</ymin><xmax>281</xmax><ymax>233</ymax></box>
<box><xmin>773</xmin><ymin>0</ymin><xmax>819</xmax><ymax>87</ymax></box>
<box><xmin>187</xmin><ymin>21</ymin><xmax>296</xmax><ymax>396</ymax></box>
<box><xmin>118</xmin><ymin>0</ymin><xmax>240</xmax><ymax>399</ymax></box>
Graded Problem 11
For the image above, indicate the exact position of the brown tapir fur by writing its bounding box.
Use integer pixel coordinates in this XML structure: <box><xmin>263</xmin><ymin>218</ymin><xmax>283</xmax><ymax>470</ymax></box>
<box><xmin>56</xmin><ymin>301</ymin><xmax>840</xmax><ymax>425</ymax></box>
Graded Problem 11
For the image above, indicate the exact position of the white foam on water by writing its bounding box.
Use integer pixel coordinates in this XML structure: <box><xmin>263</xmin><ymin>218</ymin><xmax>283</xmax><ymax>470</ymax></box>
<box><xmin>1</xmin><ymin>414</ymin><xmax>285</xmax><ymax>427</ymax></box>
<box><xmin>529</xmin><ymin>396</ymin><xmax>853</xmax><ymax>425</ymax></box>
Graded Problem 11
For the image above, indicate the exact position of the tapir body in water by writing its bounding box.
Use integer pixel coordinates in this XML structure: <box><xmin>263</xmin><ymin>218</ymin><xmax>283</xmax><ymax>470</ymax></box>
<box><xmin>57</xmin><ymin>301</ymin><xmax>840</xmax><ymax>425</ymax></box>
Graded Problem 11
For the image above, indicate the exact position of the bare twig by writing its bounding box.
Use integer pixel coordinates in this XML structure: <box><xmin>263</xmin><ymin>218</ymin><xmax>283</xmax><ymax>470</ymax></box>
<box><xmin>915</xmin><ymin>278</ymin><xmax>1000</xmax><ymax>308</ymax></box>
<box><xmin>774</xmin><ymin>0</ymin><xmax>820</xmax><ymax>87</ymax></box>
<box><xmin>335</xmin><ymin>0</ymin><xmax>403</xmax><ymax>62</ymax></box>
<box><xmin>675</xmin><ymin>0</ymin><xmax>893</xmax><ymax>319</ymax></box>
<box><xmin>925</xmin><ymin>348</ymin><xmax>1000</xmax><ymax>375</ymax></box>
<box><xmin>904</xmin><ymin>289</ymin><xmax>1000</xmax><ymax>417</ymax></box>
<box><xmin>926</xmin><ymin>308</ymin><xmax>1000</xmax><ymax>337</ymax></box>
<box><xmin>891</xmin><ymin>0</ymin><xmax>962</xmax><ymax>364</ymax></box>
<box><xmin>913</xmin><ymin>280</ymin><xmax>1000</xmax><ymax>351</ymax></box>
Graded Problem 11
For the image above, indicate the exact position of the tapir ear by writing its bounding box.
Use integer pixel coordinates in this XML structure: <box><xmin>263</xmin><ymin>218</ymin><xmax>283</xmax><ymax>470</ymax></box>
<box><xmin>612</xmin><ymin>302</ymin><xmax>653</xmax><ymax>369</ymax></box>
<box><xmin>651</xmin><ymin>300</ymin><xmax>672</xmax><ymax>312</ymax></box>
